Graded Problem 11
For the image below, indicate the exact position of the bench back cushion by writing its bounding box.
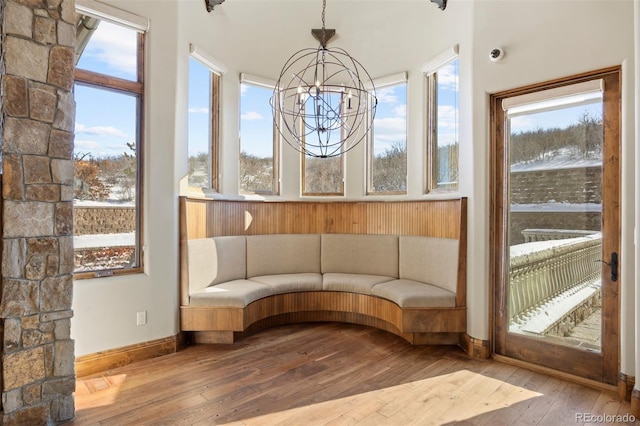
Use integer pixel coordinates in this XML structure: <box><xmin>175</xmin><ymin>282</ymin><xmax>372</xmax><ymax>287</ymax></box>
<box><xmin>399</xmin><ymin>236</ymin><xmax>458</xmax><ymax>294</ymax></box>
<box><xmin>246</xmin><ymin>234</ymin><xmax>321</xmax><ymax>277</ymax></box>
<box><xmin>321</xmin><ymin>234</ymin><xmax>398</xmax><ymax>277</ymax></box>
<box><xmin>187</xmin><ymin>236</ymin><xmax>246</xmax><ymax>295</ymax></box>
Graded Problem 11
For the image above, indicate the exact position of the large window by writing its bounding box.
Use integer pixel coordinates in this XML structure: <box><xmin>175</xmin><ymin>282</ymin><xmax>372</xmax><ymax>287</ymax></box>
<box><xmin>74</xmin><ymin>10</ymin><xmax>145</xmax><ymax>278</ymax></box>
<box><xmin>240</xmin><ymin>75</ymin><xmax>279</xmax><ymax>194</ymax></box>
<box><xmin>367</xmin><ymin>74</ymin><xmax>407</xmax><ymax>194</ymax></box>
<box><xmin>187</xmin><ymin>48</ymin><xmax>221</xmax><ymax>191</ymax></box>
<box><xmin>188</xmin><ymin>58</ymin><xmax>220</xmax><ymax>191</ymax></box>
<box><xmin>426</xmin><ymin>49</ymin><xmax>459</xmax><ymax>192</ymax></box>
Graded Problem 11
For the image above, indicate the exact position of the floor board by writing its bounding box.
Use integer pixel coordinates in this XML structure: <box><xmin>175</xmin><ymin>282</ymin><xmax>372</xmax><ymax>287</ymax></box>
<box><xmin>71</xmin><ymin>323</ymin><xmax>635</xmax><ymax>425</ymax></box>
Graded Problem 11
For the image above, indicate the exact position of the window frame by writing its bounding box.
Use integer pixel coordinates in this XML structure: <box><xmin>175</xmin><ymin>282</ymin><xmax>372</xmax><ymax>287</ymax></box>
<box><xmin>187</xmin><ymin>45</ymin><xmax>225</xmax><ymax>193</ymax></box>
<box><xmin>425</xmin><ymin>45</ymin><xmax>460</xmax><ymax>193</ymax></box>
<box><xmin>366</xmin><ymin>72</ymin><xmax>408</xmax><ymax>196</ymax></box>
<box><xmin>239</xmin><ymin>73</ymin><xmax>280</xmax><ymax>195</ymax></box>
<box><xmin>73</xmin><ymin>7</ymin><xmax>146</xmax><ymax>280</ymax></box>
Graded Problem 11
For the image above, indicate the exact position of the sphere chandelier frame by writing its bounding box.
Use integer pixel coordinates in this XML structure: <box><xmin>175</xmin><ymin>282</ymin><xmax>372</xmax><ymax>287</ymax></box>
<box><xmin>271</xmin><ymin>0</ymin><xmax>378</xmax><ymax>158</ymax></box>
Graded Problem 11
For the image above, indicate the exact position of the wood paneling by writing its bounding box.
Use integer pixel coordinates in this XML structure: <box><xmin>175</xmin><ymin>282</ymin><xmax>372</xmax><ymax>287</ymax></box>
<box><xmin>181</xmin><ymin>197</ymin><xmax>464</xmax><ymax>240</ymax></box>
<box><xmin>180</xmin><ymin>292</ymin><xmax>467</xmax><ymax>345</ymax></box>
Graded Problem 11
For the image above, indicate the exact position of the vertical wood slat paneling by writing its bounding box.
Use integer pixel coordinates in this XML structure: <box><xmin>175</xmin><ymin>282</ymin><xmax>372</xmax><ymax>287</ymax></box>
<box><xmin>183</xmin><ymin>198</ymin><xmax>465</xmax><ymax>240</ymax></box>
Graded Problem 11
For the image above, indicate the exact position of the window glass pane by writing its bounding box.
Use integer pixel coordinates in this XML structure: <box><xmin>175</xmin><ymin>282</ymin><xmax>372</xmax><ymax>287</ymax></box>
<box><xmin>304</xmin><ymin>156</ymin><xmax>343</xmax><ymax>194</ymax></box>
<box><xmin>240</xmin><ymin>83</ymin><xmax>276</xmax><ymax>193</ymax></box>
<box><xmin>430</xmin><ymin>58</ymin><xmax>459</xmax><ymax>191</ymax></box>
<box><xmin>76</xmin><ymin>18</ymin><xmax>138</xmax><ymax>81</ymax></box>
<box><xmin>303</xmin><ymin>92</ymin><xmax>344</xmax><ymax>195</ymax></box>
<box><xmin>188</xmin><ymin>58</ymin><xmax>211</xmax><ymax>189</ymax></box>
<box><xmin>73</xmin><ymin>84</ymin><xmax>140</xmax><ymax>273</ymax></box>
<box><xmin>369</xmin><ymin>82</ymin><xmax>407</xmax><ymax>193</ymax></box>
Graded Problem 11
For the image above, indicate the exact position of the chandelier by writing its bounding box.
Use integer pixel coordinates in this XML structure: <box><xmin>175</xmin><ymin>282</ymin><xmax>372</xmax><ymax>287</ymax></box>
<box><xmin>271</xmin><ymin>0</ymin><xmax>378</xmax><ymax>158</ymax></box>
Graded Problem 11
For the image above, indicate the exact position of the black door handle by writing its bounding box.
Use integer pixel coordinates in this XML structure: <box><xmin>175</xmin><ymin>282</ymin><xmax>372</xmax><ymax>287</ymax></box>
<box><xmin>597</xmin><ymin>252</ymin><xmax>618</xmax><ymax>282</ymax></box>
<box><xmin>610</xmin><ymin>252</ymin><xmax>618</xmax><ymax>282</ymax></box>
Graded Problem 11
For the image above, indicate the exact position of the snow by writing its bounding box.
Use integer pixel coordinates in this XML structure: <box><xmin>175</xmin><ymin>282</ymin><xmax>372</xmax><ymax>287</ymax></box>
<box><xmin>74</xmin><ymin>199</ymin><xmax>135</xmax><ymax>207</ymax></box>
<box><xmin>511</xmin><ymin>150</ymin><xmax>601</xmax><ymax>172</ymax></box>
<box><xmin>511</xmin><ymin>202</ymin><xmax>601</xmax><ymax>213</ymax></box>
<box><xmin>74</xmin><ymin>232</ymin><xmax>135</xmax><ymax>249</ymax></box>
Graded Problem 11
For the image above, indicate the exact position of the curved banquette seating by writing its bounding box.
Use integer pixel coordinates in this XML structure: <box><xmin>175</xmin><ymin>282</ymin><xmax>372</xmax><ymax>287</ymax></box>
<box><xmin>179</xmin><ymin>197</ymin><xmax>467</xmax><ymax>346</ymax></box>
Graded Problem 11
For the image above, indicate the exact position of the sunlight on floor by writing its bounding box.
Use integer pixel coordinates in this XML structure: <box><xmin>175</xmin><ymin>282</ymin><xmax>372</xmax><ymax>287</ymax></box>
<box><xmin>222</xmin><ymin>369</ymin><xmax>542</xmax><ymax>425</ymax></box>
<box><xmin>75</xmin><ymin>374</ymin><xmax>128</xmax><ymax>410</ymax></box>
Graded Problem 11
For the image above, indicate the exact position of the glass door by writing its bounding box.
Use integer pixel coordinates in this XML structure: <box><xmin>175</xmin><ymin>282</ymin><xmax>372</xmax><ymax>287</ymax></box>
<box><xmin>492</xmin><ymin>68</ymin><xmax>620</xmax><ymax>384</ymax></box>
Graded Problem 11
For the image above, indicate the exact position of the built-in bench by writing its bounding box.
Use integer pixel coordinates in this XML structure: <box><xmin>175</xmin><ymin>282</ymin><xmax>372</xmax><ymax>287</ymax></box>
<box><xmin>179</xmin><ymin>197</ymin><xmax>467</xmax><ymax>346</ymax></box>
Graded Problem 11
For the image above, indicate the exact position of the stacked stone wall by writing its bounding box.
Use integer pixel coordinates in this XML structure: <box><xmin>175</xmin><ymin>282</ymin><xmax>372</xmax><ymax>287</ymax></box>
<box><xmin>0</xmin><ymin>0</ymin><xmax>76</xmax><ymax>423</ymax></box>
<box><xmin>74</xmin><ymin>206</ymin><xmax>136</xmax><ymax>236</ymax></box>
<box><xmin>509</xmin><ymin>166</ymin><xmax>601</xmax><ymax>245</ymax></box>
<box><xmin>510</xmin><ymin>166</ymin><xmax>601</xmax><ymax>204</ymax></box>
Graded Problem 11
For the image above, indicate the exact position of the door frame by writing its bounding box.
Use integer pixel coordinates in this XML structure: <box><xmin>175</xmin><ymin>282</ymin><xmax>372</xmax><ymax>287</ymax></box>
<box><xmin>490</xmin><ymin>66</ymin><xmax>621</xmax><ymax>384</ymax></box>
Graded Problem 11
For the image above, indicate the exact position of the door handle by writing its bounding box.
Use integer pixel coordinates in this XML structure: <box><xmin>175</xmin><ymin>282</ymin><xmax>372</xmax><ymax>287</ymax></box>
<box><xmin>610</xmin><ymin>252</ymin><xmax>618</xmax><ymax>282</ymax></box>
<box><xmin>597</xmin><ymin>252</ymin><xmax>618</xmax><ymax>282</ymax></box>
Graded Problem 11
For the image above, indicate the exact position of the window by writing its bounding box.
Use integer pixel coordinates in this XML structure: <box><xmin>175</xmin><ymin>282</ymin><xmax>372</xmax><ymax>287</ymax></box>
<box><xmin>302</xmin><ymin>91</ymin><xmax>345</xmax><ymax>196</ymax></box>
<box><xmin>74</xmin><ymin>9</ymin><xmax>146</xmax><ymax>278</ymax></box>
<box><xmin>187</xmin><ymin>46</ymin><xmax>222</xmax><ymax>191</ymax></box>
<box><xmin>239</xmin><ymin>75</ymin><xmax>279</xmax><ymax>194</ymax></box>
<box><xmin>367</xmin><ymin>74</ymin><xmax>408</xmax><ymax>194</ymax></box>
<box><xmin>426</xmin><ymin>48</ymin><xmax>459</xmax><ymax>192</ymax></box>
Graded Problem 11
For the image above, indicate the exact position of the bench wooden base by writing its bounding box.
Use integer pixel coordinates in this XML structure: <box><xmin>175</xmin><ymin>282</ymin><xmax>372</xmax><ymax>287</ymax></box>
<box><xmin>181</xmin><ymin>291</ymin><xmax>466</xmax><ymax>345</ymax></box>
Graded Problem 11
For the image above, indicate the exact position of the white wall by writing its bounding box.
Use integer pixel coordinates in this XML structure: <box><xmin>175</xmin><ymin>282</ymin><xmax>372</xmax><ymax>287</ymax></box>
<box><xmin>72</xmin><ymin>0</ymin><xmax>182</xmax><ymax>356</ymax></box>
<box><xmin>72</xmin><ymin>0</ymin><xmax>637</xmax><ymax>379</ymax></box>
<box><xmin>469</xmin><ymin>0</ymin><xmax>636</xmax><ymax>372</ymax></box>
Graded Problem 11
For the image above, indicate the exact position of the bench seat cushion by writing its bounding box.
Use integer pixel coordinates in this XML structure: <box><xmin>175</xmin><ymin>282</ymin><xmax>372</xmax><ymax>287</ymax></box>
<box><xmin>250</xmin><ymin>273</ymin><xmax>323</xmax><ymax>294</ymax></box>
<box><xmin>321</xmin><ymin>234</ymin><xmax>398</xmax><ymax>278</ymax></box>
<box><xmin>399</xmin><ymin>236</ymin><xmax>458</xmax><ymax>294</ymax></box>
<box><xmin>190</xmin><ymin>279</ymin><xmax>273</xmax><ymax>307</ymax></box>
<box><xmin>372</xmin><ymin>279</ymin><xmax>456</xmax><ymax>308</ymax></box>
<box><xmin>323</xmin><ymin>273</ymin><xmax>395</xmax><ymax>294</ymax></box>
<box><xmin>247</xmin><ymin>234</ymin><xmax>321</xmax><ymax>277</ymax></box>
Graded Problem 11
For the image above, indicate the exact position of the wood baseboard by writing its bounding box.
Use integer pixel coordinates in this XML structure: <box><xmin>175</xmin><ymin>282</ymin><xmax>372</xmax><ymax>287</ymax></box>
<box><xmin>460</xmin><ymin>333</ymin><xmax>490</xmax><ymax>359</ymax></box>
<box><xmin>618</xmin><ymin>373</ymin><xmax>635</xmax><ymax>401</ymax></box>
<box><xmin>632</xmin><ymin>389</ymin><xmax>640</xmax><ymax>418</ymax></box>
<box><xmin>75</xmin><ymin>333</ymin><xmax>187</xmax><ymax>377</ymax></box>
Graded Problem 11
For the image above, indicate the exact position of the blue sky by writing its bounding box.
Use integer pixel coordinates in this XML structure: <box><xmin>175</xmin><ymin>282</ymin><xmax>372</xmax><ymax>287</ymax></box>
<box><xmin>75</xmin><ymin>21</ymin><xmax>138</xmax><ymax>159</ymax></box>
<box><xmin>510</xmin><ymin>102</ymin><xmax>602</xmax><ymax>134</ymax></box>
<box><xmin>79</xmin><ymin>23</ymin><xmax>596</xmax><ymax>165</ymax></box>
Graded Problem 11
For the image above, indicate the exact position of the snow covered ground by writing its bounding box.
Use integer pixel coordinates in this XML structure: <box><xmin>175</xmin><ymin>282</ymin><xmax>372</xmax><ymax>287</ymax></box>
<box><xmin>74</xmin><ymin>232</ymin><xmax>135</xmax><ymax>249</ymax></box>
<box><xmin>510</xmin><ymin>150</ymin><xmax>601</xmax><ymax>172</ymax></box>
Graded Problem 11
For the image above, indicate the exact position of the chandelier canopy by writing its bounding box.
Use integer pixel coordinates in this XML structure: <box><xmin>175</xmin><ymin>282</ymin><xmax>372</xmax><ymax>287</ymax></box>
<box><xmin>271</xmin><ymin>0</ymin><xmax>378</xmax><ymax>158</ymax></box>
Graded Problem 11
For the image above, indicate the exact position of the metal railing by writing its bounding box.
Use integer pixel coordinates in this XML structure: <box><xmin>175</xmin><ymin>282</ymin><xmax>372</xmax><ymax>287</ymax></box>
<box><xmin>509</xmin><ymin>233</ymin><xmax>602</xmax><ymax>323</ymax></box>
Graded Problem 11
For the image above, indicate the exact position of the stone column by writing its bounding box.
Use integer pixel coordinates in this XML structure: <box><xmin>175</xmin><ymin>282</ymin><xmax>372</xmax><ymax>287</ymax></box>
<box><xmin>1</xmin><ymin>0</ymin><xmax>76</xmax><ymax>423</ymax></box>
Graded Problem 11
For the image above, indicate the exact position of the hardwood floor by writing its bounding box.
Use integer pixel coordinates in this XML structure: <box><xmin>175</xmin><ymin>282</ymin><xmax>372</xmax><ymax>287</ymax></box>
<box><xmin>72</xmin><ymin>323</ymin><xmax>635</xmax><ymax>425</ymax></box>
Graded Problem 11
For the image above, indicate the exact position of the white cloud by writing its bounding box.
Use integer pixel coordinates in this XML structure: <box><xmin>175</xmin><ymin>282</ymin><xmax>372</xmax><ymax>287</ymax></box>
<box><xmin>240</xmin><ymin>84</ymin><xmax>249</xmax><ymax>97</ymax></box>
<box><xmin>377</xmin><ymin>87</ymin><xmax>398</xmax><ymax>104</ymax></box>
<box><xmin>81</xmin><ymin>21</ymin><xmax>138</xmax><ymax>77</ymax></box>
<box><xmin>76</xmin><ymin>123</ymin><xmax>129</xmax><ymax>139</ymax></box>
<box><xmin>437</xmin><ymin>105</ymin><xmax>458</xmax><ymax>131</ymax></box>
<box><xmin>394</xmin><ymin>105</ymin><xmax>407</xmax><ymax>117</ymax></box>
<box><xmin>374</xmin><ymin>116</ymin><xmax>406</xmax><ymax>133</ymax></box>
<box><xmin>74</xmin><ymin>140</ymin><xmax>101</xmax><ymax>152</ymax></box>
<box><xmin>189</xmin><ymin>107</ymin><xmax>209</xmax><ymax>114</ymax></box>
<box><xmin>437</xmin><ymin>63</ymin><xmax>458</xmax><ymax>90</ymax></box>
<box><xmin>241</xmin><ymin>111</ymin><xmax>263</xmax><ymax>121</ymax></box>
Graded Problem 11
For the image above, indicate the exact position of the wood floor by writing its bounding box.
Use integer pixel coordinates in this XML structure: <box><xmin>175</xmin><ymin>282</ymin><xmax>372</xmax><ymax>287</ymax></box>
<box><xmin>72</xmin><ymin>323</ymin><xmax>635</xmax><ymax>425</ymax></box>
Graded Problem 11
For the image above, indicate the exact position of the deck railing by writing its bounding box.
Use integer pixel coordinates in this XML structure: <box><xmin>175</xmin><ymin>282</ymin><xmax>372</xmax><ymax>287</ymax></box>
<box><xmin>509</xmin><ymin>233</ymin><xmax>602</xmax><ymax>323</ymax></box>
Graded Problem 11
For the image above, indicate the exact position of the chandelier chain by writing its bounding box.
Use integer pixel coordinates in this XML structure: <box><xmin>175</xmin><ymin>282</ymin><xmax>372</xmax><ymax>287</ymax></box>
<box><xmin>321</xmin><ymin>0</ymin><xmax>326</xmax><ymax>45</ymax></box>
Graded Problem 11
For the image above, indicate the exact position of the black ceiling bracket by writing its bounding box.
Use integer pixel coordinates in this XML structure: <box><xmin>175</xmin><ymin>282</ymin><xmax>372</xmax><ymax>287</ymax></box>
<box><xmin>205</xmin><ymin>0</ymin><xmax>225</xmax><ymax>13</ymax></box>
